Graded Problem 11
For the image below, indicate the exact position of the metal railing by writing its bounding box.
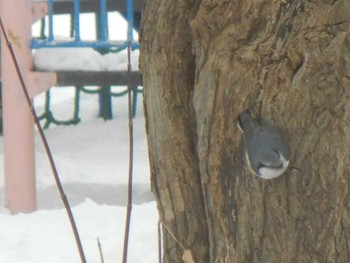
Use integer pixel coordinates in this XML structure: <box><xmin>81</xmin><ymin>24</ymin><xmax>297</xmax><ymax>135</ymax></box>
<box><xmin>30</xmin><ymin>0</ymin><xmax>144</xmax><ymax>125</ymax></box>
<box><xmin>31</xmin><ymin>0</ymin><xmax>140</xmax><ymax>50</ymax></box>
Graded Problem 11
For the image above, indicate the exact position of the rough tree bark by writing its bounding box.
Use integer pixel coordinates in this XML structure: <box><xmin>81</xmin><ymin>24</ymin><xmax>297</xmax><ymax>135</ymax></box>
<box><xmin>140</xmin><ymin>0</ymin><xmax>350</xmax><ymax>262</ymax></box>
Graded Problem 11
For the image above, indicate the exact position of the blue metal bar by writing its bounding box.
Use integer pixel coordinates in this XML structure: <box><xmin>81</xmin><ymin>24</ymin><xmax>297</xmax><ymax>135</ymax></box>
<box><xmin>48</xmin><ymin>0</ymin><xmax>54</xmax><ymax>41</ymax></box>
<box><xmin>74</xmin><ymin>0</ymin><xmax>80</xmax><ymax>41</ymax></box>
<box><xmin>31</xmin><ymin>39</ymin><xmax>140</xmax><ymax>50</ymax></box>
<box><xmin>30</xmin><ymin>0</ymin><xmax>141</xmax><ymax>51</ymax></box>
<box><xmin>127</xmin><ymin>0</ymin><xmax>133</xmax><ymax>41</ymax></box>
<box><xmin>99</xmin><ymin>0</ymin><xmax>108</xmax><ymax>41</ymax></box>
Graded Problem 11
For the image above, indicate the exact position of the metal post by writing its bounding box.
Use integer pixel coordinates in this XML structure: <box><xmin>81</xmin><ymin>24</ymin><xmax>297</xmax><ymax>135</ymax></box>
<box><xmin>0</xmin><ymin>0</ymin><xmax>36</xmax><ymax>213</ymax></box>
<box><xmin>0</xmin><ymin>0</ymin><xmax>56</xmax><ymax>213</ymax></box>
<box><xmin>99</xmin><ymin>0</ymin><xmax>108</xmax><ymax>41</ymax></box>
<box><xmin>126</xmin><ymin>0</ymin><xmax>134</xmax><ymax>41</ymax></box>
<box><xmin>48</xmin><ymin>0</ymin><xmax>54</xmax><ymax>41</ymax></box>
<box><xmin>73</xmin><ymin>0</ymin><xmax>80</xmax><ymax>42</ymax></box>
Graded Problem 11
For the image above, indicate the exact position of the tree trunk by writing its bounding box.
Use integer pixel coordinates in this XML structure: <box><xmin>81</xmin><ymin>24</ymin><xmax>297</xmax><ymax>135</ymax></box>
<box><xmin>140</xmin><ymin>0</ymin><xmax>350</xmax><ymax>262</ymax></box>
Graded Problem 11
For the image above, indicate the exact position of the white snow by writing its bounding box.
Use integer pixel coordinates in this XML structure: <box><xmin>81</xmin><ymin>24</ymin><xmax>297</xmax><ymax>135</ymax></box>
<box><xmin>32</xmin><ymin>12</ymin><xmax>140</xmax><ymax>72</ymax></box>
<box><xmin>0</xmin><ymin>11</ymin><xmax>157</xmax><ymax>263</ymax></box>
<box><xmin>33</xmin><ymin>48</ymin><xmax>140</xmax><ymax>71</ymax></box>
<box><xmin>0</xmin><ymin>81</ymin><xmax>158</xmax><ymax>263</ymax></box>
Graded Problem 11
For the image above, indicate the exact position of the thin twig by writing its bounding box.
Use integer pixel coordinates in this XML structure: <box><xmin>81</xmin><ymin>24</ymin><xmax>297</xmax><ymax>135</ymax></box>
<box><xmin>158</xmin><ymin>221</ymin><xmax>163</xmax><ymax>263</ymax></box>
<box><xmin>160</xmin><ymin>221</ymin><xmax>186</xmax><ymax>250</ymax></box>
<box><xmin>160</xmin><ymin>221</ymin><xmax>196</xmax><ymax>263</ymax></box>
<box><xmin>122</xmin><ymin>39</ymin><xmax>134</xmax><ymax>263</ymax></box>
<box><xmin>97</xmin><ymin>238</ymin><xmax>105</xmax><ymax>263</ymax></box>
<box><xmin>0</xmin><ymin>18</ymin><xmax>86</xmax><ymax>263</ymax></box>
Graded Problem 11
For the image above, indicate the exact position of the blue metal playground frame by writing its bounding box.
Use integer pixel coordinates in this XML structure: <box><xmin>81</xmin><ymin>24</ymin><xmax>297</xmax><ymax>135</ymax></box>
<box><xmin>29</xmin><ymin>0</ymin><xmax>142</xmax><ymax>124</ymax></box>
<box><xmin>31</xmin><ymin>0</ymin><xmax>139</xmax><ymax>50</ymax></box>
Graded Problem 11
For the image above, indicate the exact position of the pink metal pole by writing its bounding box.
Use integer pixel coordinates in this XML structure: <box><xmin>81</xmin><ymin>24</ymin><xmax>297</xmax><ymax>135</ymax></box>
<box><xmin>0</xmin><ymin>0</ymin><xmax>56</xmax><ymax>213</ymax></box>
<box><xmin>1</xmin><ymin>0</ymin><xmax>36</xmax><ymax>213</ymax></box>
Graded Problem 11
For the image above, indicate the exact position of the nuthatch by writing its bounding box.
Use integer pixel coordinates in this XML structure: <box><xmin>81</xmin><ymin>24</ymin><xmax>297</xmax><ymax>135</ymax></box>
<box><xmin>237</xmin><ymin>110</ymin><xmax>290</xmax><ymax>179</ymax></box>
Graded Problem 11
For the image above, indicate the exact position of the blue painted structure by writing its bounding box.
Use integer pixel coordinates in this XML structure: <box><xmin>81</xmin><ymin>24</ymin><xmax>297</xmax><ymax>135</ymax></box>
<box><xmin>30</xmin><ymin>0</ymin><xmax>143</xmax><ymax>124</ymax></box>
<box><xmin>31</xmin><ymin>0</ymin><xmax>139</xmax><ymax>50</ymax></box>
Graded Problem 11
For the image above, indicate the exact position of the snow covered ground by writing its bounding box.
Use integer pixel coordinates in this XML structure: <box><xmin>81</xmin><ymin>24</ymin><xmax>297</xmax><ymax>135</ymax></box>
<box><xmin>0</xmin><ymin>11</ymin><xmax>158</xmax><ymax>263</ymax></box>
<box><xmin>0</xmin><ymin>82</ymin><xmax>158</xmax><ymax>262</ymax></box>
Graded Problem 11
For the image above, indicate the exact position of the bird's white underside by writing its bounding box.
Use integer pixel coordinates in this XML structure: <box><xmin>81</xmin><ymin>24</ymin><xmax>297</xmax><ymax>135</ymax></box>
<box><xmin>258</xmin><ymin>155</ymin><xmax>289</xmax><ymax>179</ymax></box>
<box><xmin>245</xmin><ymin>151</ymin><xmax>289</xmax><ymax>180</ymax></box>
